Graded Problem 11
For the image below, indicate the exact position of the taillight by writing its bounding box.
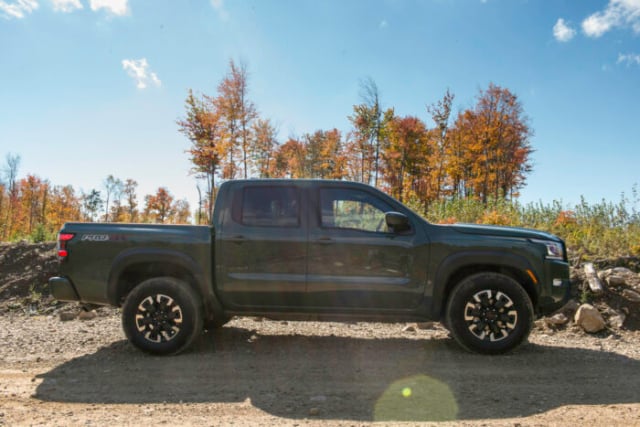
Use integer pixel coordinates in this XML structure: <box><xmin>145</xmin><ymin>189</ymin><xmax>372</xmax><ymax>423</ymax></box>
<box><xmin>58</xmin><ymin>233</ymin><xmax>75</xmax><ymax>257</ymax></box>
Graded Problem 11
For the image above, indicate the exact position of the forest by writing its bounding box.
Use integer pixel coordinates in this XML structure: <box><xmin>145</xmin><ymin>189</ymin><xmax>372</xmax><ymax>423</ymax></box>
<box><xmin>1</xmin><ymin>60</ymin><xmax>638</xmax><ymax>258</ymax></box>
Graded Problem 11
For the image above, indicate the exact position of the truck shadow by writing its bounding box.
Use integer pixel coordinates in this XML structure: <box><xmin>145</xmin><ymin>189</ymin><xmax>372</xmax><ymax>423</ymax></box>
<box><xmin>35</xmin><ymin>327</ymin><xmax>640</xmax><ymax>422</ymax></box>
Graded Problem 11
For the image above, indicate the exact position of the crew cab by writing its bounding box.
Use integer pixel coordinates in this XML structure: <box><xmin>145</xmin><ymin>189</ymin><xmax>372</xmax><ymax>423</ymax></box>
<box><xmin>49</xmin><ymin>179</ymin><xmax>570</xmax><ymax>355</ymax></box>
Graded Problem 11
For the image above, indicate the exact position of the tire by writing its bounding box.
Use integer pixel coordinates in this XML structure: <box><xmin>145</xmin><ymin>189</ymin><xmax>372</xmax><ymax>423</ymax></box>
<box><xmin>445</xmin><ymin>272</ymin><xmax>534</xmax><ymax>355</ymax></box>
<box><xmin>122</xmin><ymin>277</ymin><xmax>203</xmax><ymax>355</ymax></box>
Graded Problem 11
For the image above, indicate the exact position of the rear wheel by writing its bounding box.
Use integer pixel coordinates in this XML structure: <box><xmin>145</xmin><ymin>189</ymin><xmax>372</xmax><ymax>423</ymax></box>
<box><xmin>122</xmin><ymin>277</ymin><xmax>203</xmax><ymax>355</ymax></box>
<box><xmin>445</xmin><ymin>273</ymin><xmax>533</xmax><ymax>355</ymax></box>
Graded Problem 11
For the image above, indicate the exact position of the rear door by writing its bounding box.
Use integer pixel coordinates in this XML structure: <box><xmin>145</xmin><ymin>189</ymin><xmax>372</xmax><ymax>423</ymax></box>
<box><xmin>306</xmin><ymin>185</ymin><xmax>427</xmax><ymax>310</ymax></box>
<box><xmin>216</xmin><ymin>182</ymin><xmax>307</xmax><ymax>309</ymax></box>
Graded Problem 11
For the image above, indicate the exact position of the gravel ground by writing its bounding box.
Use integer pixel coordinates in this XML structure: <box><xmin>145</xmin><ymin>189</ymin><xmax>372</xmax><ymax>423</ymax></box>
<box><xmin>1</xmin><ymin>310</ymin><xmax>640</xmax><ymax>426</ymax></box>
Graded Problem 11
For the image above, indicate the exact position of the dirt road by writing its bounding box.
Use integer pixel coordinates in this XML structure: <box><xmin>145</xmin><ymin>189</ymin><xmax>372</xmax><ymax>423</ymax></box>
<box><xmin>1</xmin><ymin>311</ymin><xmax>640</xmax><ymax>426</ymax></box>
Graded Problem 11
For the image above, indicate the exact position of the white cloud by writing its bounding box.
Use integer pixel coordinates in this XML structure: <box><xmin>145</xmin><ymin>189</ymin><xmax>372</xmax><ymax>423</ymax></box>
<box><xmin>90</xmin><ymin>0</ymin><xmax>127</xmax><ymax>16</ymax></box>
<box><xmin>379</xmin><ymin>19</ymin><xmax>388</xmax><ymax>29</ymax></box>
<box><xmin>51</xmin><ymin>0</ymin><xmax>82</xmax><ymax>12</ymax></box>
<box><xmin>582</xmin><ymin>0</ymin><xmax>640</xmax><ymax>38</ymax></box>
<box><xmin>617</xmin><ymin>52</ymin><xmax>640</xmax><ymax>66</ymax></box>
<box><xmin>0</xmin><ymin>0</ymin><xmax>38</xmax><ymax>19</ymax></box>
<box><xmin>210</xmin><ymin>0</ymin><xmax>229</xmax><ymax>21</ymax></box>
<box><xmin>122</xmin><ymin>58</ymin><xmax>162</xmax><ymax>90</ymax></box>
<box><xmin>553</xmin><ymin>18</ymin><xmax>576</xmax><ymax>42</ymax></box>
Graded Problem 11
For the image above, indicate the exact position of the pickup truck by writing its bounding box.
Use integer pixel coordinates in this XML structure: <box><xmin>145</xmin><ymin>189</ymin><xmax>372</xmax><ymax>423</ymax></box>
<box><xmin>49</xmin><ymin>179</ymin><xmax>570</xmax><ymax>355</ymax></box>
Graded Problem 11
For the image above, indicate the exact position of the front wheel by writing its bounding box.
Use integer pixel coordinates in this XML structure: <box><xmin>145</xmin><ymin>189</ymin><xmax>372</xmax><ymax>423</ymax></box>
<box><xmin>122</xmin><ymin>277</ymin><xmax>203</xmax><ymax>355</ymax></box>
<box><xmin>445</xmin><ymin>273</ymin><xmax>533</xmax><ymax>355</ymax></box>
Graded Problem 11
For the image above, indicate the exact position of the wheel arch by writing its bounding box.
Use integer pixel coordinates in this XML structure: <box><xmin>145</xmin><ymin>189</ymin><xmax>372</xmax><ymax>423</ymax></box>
<box><xmin>433</xmin><ymin>251</ymin><xmax>538</xmax><ymax>321</ymax></box>
<box><xmin>107</xmin><ymin>248</ymin><xmax>223</xmax><ymax>322</ymax></box>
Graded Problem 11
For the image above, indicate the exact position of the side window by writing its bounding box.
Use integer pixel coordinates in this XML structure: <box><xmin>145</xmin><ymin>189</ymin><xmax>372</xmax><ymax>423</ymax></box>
<box><xmin>320</xmin><ymin>188</ymin><xmax>392</xmax><ymax>233</ymax></box>
<box><xmin>240</xmin><ymin>186</ymin><xmax>299</xmax><ymax>227</ymax></box>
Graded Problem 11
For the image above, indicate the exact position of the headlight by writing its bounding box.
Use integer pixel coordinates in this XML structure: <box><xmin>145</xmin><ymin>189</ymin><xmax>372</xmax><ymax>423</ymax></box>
<box><xmin>531</xmin><ymin>239</ymin><xmax>564</xmax><ymax>260</ymax></box>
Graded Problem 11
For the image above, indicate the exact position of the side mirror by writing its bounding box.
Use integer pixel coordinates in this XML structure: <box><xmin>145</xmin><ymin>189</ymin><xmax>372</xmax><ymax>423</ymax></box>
<box><xmin>385</xmin><ymin>211</ymin><xmax>410</xmax><ymax>232</ymax></box>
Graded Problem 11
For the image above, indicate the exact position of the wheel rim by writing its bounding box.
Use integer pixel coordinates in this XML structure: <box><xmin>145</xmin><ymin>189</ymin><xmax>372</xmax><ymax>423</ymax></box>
<box><xmin>463</xmin><ymin>289</ymin><xmax>518</xmax><ymax>342</ymax></box>
<box><xmin>134</xmin><ymin>294</ymin><xmax>183</xmax><ymax>343</ymax></box>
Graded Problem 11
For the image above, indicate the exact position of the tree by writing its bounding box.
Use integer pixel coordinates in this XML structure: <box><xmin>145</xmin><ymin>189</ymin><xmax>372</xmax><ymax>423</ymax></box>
<box><xmin>18</xmin><ymin>174</ymin><xmax>50</xmax><ymax>235</ymax></box>
<box><xmin>214</xmin><ymin>60</ymin><xmax>257</xmax><ymax>179</ymax></box>
<box><xmin>251</xmin><ymin>118</ymin><xmax>279</xmax><ymax>178</ymax></box>
<box><xmin>304</xmin><ymin>129</ymin><xmax>346</xmax><ymax>179</ymax></box>
<box><xmin>103</xmin><ymin>175</ymin><xmax>123</xmax><ymax>222</ymax></box>
<box><xmin>144</xmin><ymin>187</ymin><xmax>175</xmax><ymax>224</ymax></box>
<box><xmin>82</xmin><ymin>189</ymin><xmax>103</xmax><ymax>222</ymax></box>
<box><xmin>178</xmin><ymin>90</ymin><xmax>223</xmax><ymax>222</ymax></box>
<box><xmin>426</xmin><ymin>89</ymin><xmax>455</xmax><ymax>202</ymax></box>
<box><xmin>272</xmin><ymin>137</ymin><xmax>307</xmax><ymax>178</ymax></box>
<box><xmin>170</xmin><ymin>199</ymin><xmax>191</xmax><ymax>224</ymax></box>
<box><xmin>382</xmin><ymin>115</ymin><xmax>429</xmax><ymax>203</ymax></box>
<box><xmin>123</xmin><ymin>179</ymin><xmax>139</xmax><ymax>222</ymax></box>
<box><xmin>451</xmin><ymin>84</ymin><xmax>533</xmax><ymax>202</ymax></box>
<box><xmin>1</xmin><ymin>153</ymin><xmax>20</xmax><ymax>240</ymax></box>
<box><xmin>47</xmin><ymin>185</ymin><xmax>81</xmax><ymax>233</ymax></box>
<box><xmin>348</xmin><ymin>78</ymin><xmax>385</xmax><ymax>185</ymax></box>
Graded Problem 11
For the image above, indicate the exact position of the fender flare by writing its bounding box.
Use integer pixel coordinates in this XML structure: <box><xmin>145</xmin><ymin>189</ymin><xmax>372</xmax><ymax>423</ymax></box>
<box><xmin>431</xmin><ymin>250</ymin><xmax>538</xmax><ymax>317</ymax></box>
<box><xmin>106</xmin><ymin>247</ymin><xmax>224</xmax><ymax>319</ymax></box>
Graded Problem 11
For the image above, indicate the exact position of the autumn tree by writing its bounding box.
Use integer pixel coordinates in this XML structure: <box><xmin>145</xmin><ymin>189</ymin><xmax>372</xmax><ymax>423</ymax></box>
<box><xmin>18</xmin><ymin>175</ymin><xmax>50</xmax><ymax>235</ymax></box>
<box><xmin>144</xmin><ymin>187</ymin><xmax>175</xmax><ymax>224</ymax></box>
<box><xmin>178</xmin><ymin>90</ymin><xmax>223</xmax><ymax>221</ymax></box>
<box><xmin>251</xmin><ymin>118</ymin><xmax>279</xmax><ymax>178</ymax></box>
<box><xmin>1</xmin><ymin>154</ymin><xmax>20</xmax><ymax>240</ymax></box>
<box><xmin>123</xmin><ymin>179</ymin><xmax>139</xmax><ymax>222</ymax></box>
<box><xmin>382</xmin><ymin>115</ymin><xmax>429</xmax><ymax>203</ymax></box>
<box><xmin>214</xmin><ymin>60</ymin><xmax>257</xmax><ymax>179</ymax></box>
<box><xmin>272</xmin><ymin>138</ymin><xmax>307</xmax><ymax>178</ymax></box>
<box><xmin>450</xmin><ymin>84</ymin><xmax>532</xmax><ymax>202</ymax></box>
<box><xmin>426</xmin><ymin>89</ymin><xmax>455</xmax><ymax>202</ymax></box>
<box><xmin>304</xmin><ymin>129</ymin><xmax>346</xmax><ymax>179</ymax></box>
<box><xmin>348</xmin><ymin>78</ymin><xmax>386</xmax><ymax>185</ymax></box>
<box><xmin>47</xmin><ymin>185</ymin><xmax>81</xmax><ymax>233</ymax></box>
<box><xmin>171</xmin><ymin>199</ymin><xmax>192</xmax><ymax>224</ymax></box>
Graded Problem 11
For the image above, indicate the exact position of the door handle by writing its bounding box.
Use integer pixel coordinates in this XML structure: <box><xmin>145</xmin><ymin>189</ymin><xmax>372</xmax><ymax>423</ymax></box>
<box><xmin>316</xmin><ymin>236</ymin><xmax>333</xmax><ymax>244</ymax></box>
<box><xmin>229</xmin><ymin>235</ymin><xmax>246</xmax><ymax>244</ymax></box>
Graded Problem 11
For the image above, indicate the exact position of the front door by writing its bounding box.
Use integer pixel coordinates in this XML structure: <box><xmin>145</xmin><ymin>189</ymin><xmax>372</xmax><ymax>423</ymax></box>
<box><xmin>307</xmin><ymin>186</ymin><xmax>427</xmax><ymax>310</ymax></box>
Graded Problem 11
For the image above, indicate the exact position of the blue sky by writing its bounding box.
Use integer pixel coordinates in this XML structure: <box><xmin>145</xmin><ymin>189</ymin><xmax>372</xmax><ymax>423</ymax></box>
<box><xmin>1</xmin><ymin>0</ymin><xmax>639</xmax><ymax>213</ymax></box>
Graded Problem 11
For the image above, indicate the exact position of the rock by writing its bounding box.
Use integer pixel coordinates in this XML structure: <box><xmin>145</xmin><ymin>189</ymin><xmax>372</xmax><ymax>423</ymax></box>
<box><xmin>416</xmin><ymin>321</ymin><xmax>437</xmax><ymax>330</ymax></box>
<box><xmin>608</xmin><ymin>312</ymin><xmax>626</xmax><ymax>329</ymax></box>
<box><xmin>606</xmin><ymin>275</ymin><xmax>627</xmax><ymax>286</ymax></box>
<box><xmin>622</xmin><ymin>289</ymin><xmax>640</xmax><ymax>302</ymax></box>
<box><xmin>574</xmin><ymin>304</ymin><xmax>606</xmax><ymax>333</ymax></box>
<box><xmin>59</xmin><ymin>312</ymin><xmax>77</xmax><ymax>321</ymax></box>
<box><xmin>611</xmin><ymin>267</ymin><xmax>635</xmax><ymax>276</ymax></box>
<box><xmin>78</xmin><ymin>310</ymin><xmax>97</xmax><ymax>321</ymax></box>
<box><xmin>545</xmin><ymin>313</ymin><xmax>569</xmax><ymax>327</ymax></box>
<box><xmin>534</xmin><ymin>319</ymin><xmax>547</xmax><ymax>330</ymax></box>
<box><xmin>402</xmin><ymin>324</ymin><xmax>416</xmax><ymax>332</ymax></box>
<box><xmin>553</xmin><ymin>299</ymin><xmax>579</xmax><ymax>316</ymax></box>
<box><xmin>309</xmin><ymin>407</ymin><xmax>320</xmax><ymax>416</ymax></box>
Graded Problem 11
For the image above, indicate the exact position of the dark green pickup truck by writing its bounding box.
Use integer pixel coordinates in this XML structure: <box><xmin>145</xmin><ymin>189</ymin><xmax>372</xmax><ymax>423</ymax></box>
<box><xmin>50</xmin><ymin>179</ymin><xmax>570</xmax><ymax>355</ymax></box>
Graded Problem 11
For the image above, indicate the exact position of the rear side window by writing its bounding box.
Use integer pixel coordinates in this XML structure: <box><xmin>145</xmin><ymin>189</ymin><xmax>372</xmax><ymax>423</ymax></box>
<box><xmin>238</xmin><ymin>186</ymin><xmax>299</xmax><ymax>227</ymax></box>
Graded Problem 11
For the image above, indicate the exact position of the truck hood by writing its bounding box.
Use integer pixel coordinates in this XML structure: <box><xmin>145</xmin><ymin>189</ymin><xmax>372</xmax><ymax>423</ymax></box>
<box><xmin>444</xmin><ymin>223</ymin><xmax>561</xmax><ymax>242</ymax></box>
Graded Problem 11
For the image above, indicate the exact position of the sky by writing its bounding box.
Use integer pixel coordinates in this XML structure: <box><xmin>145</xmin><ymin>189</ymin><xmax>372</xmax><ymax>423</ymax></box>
<box><xmin>1</xmin><ymin>0</ymin><xmax>639</xmax><ymax>215</ymax></box>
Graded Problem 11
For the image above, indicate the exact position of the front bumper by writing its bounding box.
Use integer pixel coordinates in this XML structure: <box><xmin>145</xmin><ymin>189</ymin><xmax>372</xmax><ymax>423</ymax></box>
<box><xmin>49</xmin><ymin>276</ymin><xmax>81</xmax><ymax>302</ymax></box>
<box><xmin>538</xmin><ymin>260</ymin><xmax>572</xmax><ymax>314</ymax></box>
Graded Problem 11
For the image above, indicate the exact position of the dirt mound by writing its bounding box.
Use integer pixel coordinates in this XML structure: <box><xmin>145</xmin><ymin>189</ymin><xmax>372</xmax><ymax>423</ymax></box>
<box><xmin>0</xmin><ymin>241</ymin><xmax>59</xmax><ymax>311</ymax></box>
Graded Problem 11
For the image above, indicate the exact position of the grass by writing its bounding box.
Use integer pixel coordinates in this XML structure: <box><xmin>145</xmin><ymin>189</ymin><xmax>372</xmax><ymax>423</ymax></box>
<box><xmin>409</xmin><ymin>186</ymin><xmax>640</xmax><ymax>260</ymax></box>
